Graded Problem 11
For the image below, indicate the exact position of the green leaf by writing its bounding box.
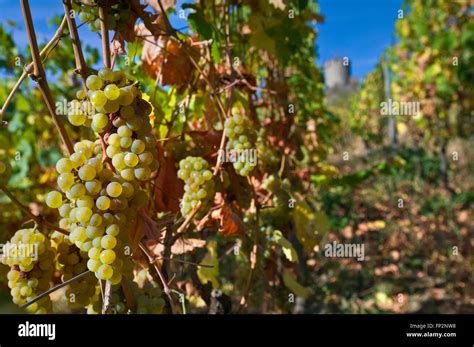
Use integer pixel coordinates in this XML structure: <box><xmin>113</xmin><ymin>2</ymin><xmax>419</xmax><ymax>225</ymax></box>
<box><xmin>37</xmin><ymin>147</ymin><xmax>62</xmax><ymax>167</ymax></box>
<box><xmin>282</xmin><ymin>269</ymin><xmax>312</xmax><ymax>299</ymax></box>
<box><xmin>183</xmin><ymin>4</ymin><xmax>213</xmax><ymax>40</ymax></box>
<box><xmin>273</xmin><ymin>230</ymin><xmax>299</xmax><ymax>263</ymax></box>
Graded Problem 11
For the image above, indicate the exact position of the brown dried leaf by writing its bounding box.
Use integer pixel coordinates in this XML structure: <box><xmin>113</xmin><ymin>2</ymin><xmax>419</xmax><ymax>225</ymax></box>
<box><xmin>130</xmin><ymin>214</ymin><xmax>145</xmax><ymax>252</ymax></box>
<box><xmin>141</xmin><ymin>35</ymin><xmax>199</xmax><ymax>88</ymax></box>
<box><xmin>213</xmin><ymin>204</ymin><xmax>246</xmax><ymax>237</ymax></box>
<box><xmin>111</xmin><ymin>32</ymin><xmax>126</xmax><ymax>55</ymax></box>
<box><xmin>154</xmin><ymin>142</ymin><xmax>183</xmax><ymax>213</ymax></box>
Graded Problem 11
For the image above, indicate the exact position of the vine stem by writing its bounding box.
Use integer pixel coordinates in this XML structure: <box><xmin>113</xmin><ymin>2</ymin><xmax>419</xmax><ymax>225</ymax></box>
<box><xmin>139</xmin><ymin>242</ymin><xmax>177</xmax><ymax>314</ymax></box>
<box><xmin>0</xmin><ymin>185</ymin><xmax>68</xmax><ymax>235</ymax></box>
<box><xmin>63</xmin><ymin>0</ymin><xmax>89</xmax><ymax>91</ymax></box>
<box><xmin>20</xmin><ymin>0</ymin><xmax>74</xmax><ymax>155</ymax></box>
<box><xmin>101</xmin><ymin>279</ymin><xmax>112</xmax><ymax>314</ymax></box>
<box><xmin>238</xmin><ymin>176</ymin><xmax>260</xmax><ymax>312</ymax></box>
<box><xmin>98</xmin><ymin>2</ymin><xmax>111</xmax><ymax>68</ymax></box>
<box><xmin>21</xmin><ymin>270</ymin><xmax>92</xmax><ymax>308</ymax></box>
<box><xmin>0</xmin><ymin>15</ymin><xmax>68</xmax><ymax>126</ymax></box>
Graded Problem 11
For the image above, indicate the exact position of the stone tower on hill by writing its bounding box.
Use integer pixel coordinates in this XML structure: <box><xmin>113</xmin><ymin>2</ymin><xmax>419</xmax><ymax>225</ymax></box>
<box><xmin>324</xmin><ymin>58</ymin><xmax>350</xmax><ymax>89</ymax></box>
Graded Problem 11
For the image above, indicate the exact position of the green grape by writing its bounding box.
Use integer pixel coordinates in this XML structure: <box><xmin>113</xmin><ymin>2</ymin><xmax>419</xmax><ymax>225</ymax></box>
<box><xmin>105</xmin><ymin>224</ymin><xmax>120</xmax><ymax>236</ymax></box>
<box><xmin>124</xmin><ymin>153</ymin><xmax>139</xmax><ymax>167</ymax></box>
<box><xmin>87</xmin><ymin>259</ymin><xmax>100</xmax><ymax>272</ymax></box>
<box><xmin>106</xmin><ymin>182</ymin><xmax>123</xmax><ymax>198</ymax></box>
<box><xmin>108</xmin><ymin>133</ymin><xmax>120</xmax><ymax>147</ymax></box>
<box><xmin>70</xmin><ymin>152</ymin><xmax>87</xmax><ymax>168</ymax></box>
<box><xmin>68</xmin><ymin>183</ymin><xmax>86</xmax><ymax>199</ymax></box>
<box><xmin>76</xmin><ymin>207</ymin><xmax>93</xmax><ymax>223</ymax></box>
<box><xmin>106</xmin><ymin>145</ymin><xmax>120</xmax><ymax>158</ymax></box>
<box><xmin>96</xmin><ymin>196</ymin><xmax>111</xmax><ymax>210</ymax></box>
<box><xmin>131</xmin><ymin>139</ymin><xmax>145</xmax><ymax>154</ymax></box>
<box><xmin>86</xmin><ymin>75</ymin><xmax>103</xmax><ymax>91</ymax></box>
<box><xmin>104</xmin><ymin>84</ymin><xmax>120</xmax><ymax>100</ymax></box>
<box><xmin>101</xmin><ymin>235</ymin><xmax>117</xmax><ymax>250</ymax></box>
<box><xmin>118</xmin><ymin>90</ymin><xmax>134</xmax><ymax>106</ymax></box>
<box><xmin>90</xmin><ymin>90</ymin><xmax>107</xmax><ymax>107</ymax></box>
<box><xmin>88</xmin><ymin>247</ymin><xmax>101</xmax><ymax>261</ymax></box>
<box><xmin>68</xmin><ymin>112</ymin><xmax>86</xmax><ymax>126</ymax></box>
<box><xmin>138</xmin><ymin>152</ymin><xmax>153</xmax><ymax>165</ymax></box>
<box><xmin>120</xmin><ymin>136</ymin><xmax>132</xmax><ymax>148</ymax></box>
<box><xmin>97</xmin><ymin>264</ymin><xmax>113</xmax><ymax>280</ymax></box>
<box><xmin>103</xmin><ymin>100</ymin><xmax>120</xmax><ymax>113</ymax></box>
<box><xmin>46</xmin><ymin>191</ymin><xmax>63</xmax><ymax>208</ymax></box>
<box><xmin>112</xmin><ymin>153</ymin><xmax>126</xmax><ymax>170</ymax></box>
<box><xmin>89</xmin><ymin>213</ymin><xmax>103</xmax><ymax>227</ymax></box>
<box><xmin>100</xmin><ymin>250</ymin><xmax>116</xmax><ymax>265</ymax></box>
<box><xmin>85</xmin><ymin>180</ymin><xmax>102</xmax><ymax>195</ymax></box>
<box><xmin>98</xmin><ymin>67</ymin><xmax>114</xmax><ymax>81</ymax></box>
<box><xmin>92</xmin><ymin>113</ymin><xmax>109</xmax><ymax>130</ymax></box>
<box><xmin>120</xmin><ymin>168</ymin><xmax>134</xmax><ymax>181</ymax></box>
<box><xmin>134</xmin><ymin>167</ymin><xmax>151</xmax><ymax>181</ymax></box>
<box><xmin>117</xmin><ymin>125</ymin><xmax>132</xmax><ymax>137</ymax></box>
<box><xmin>78</xmin><ymin>165</ymin><xmax>96</xmax><ymax>181</ymax></box>
<box><xmin>57</xmin><ymin>173</ymin><xmax>75</xmax><ymax>192</ymax></box>
<box><xmin>58</xmin><ymin>203</ymin><xmax>72</xmax><ymax>217</ymax></box>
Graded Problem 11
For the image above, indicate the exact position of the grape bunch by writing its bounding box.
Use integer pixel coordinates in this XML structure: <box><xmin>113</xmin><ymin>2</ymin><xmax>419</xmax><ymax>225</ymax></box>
<box><xmin>135</xmin><ymin>282</ymin><xmax>165</xmax><ymax>314</ymax></box>
<box><xmin>0</xmin><ymin>228</ymin><xmax>55</xmax><ymax>313</ymax></box>
<box><xmin>51</xmin><ymin>231</ymin><xmax>97</xmax><ymax>309</ymax></box>
<box><xmin>223</xmin><ymin>113</ymin><xmax>256</xmax><ymax>176</ymax></box>
<box><xmin>104</xmin><ymin>277</ymin><xmax>165</xmax><ymax>314</ymax></box>
<box><xmin>0</xmin><ymin>156</ymin><xmax>11</xmax><ymax>185</ymax></box>
<box><xmin>177</xmin><ymin>156</ymin><xmax>215</xmax><ymax>216</ymax></box>
<box><xmin>73</xmin><ymin>1</ymin><xmax>131</xmax><ymax>33</ymax></box>
<box><xmin>68</xmin><ymin>67</ymin><xmax>159</xmax><ymax>182</ymax></box>
<box><xmin>46</xmin><ymin>140</ymin><xmax>139</xmax><ymax>285</ymax></box>
<box><xmin>133</xmin><ymin>269</ymin><xmax>165</xmax><ymax>314</ymax></box>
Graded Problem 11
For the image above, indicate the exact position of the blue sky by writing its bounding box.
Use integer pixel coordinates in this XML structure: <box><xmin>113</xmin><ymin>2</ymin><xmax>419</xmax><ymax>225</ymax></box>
<box><xmin>0</xmin><ymin>0</ymin><xmax>402</xmax><ymax>80</ymax></box>
<box><xmin>317</xmin><ymin>0</ymin><xmax>403</xmax><ymax>79</ymax></box>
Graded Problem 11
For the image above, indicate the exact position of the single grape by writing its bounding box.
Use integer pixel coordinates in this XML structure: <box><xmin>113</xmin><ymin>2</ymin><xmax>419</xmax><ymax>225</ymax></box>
<box><xmin>78</xmin><ymin>165</ymin><xmax>96</xmax><ymax>181</ymax></box>
<box><xmin>46</xmin><ymin>191</ymin><xmax>63</xmax><ymax>208</ymax></box>
<box><xmin>90</xmin><ymin>90</ymin><xmax>107</xmax><ymax>107</ymax></box>
<box><xmin>98</xmin><ymin>68</ymin><xmax>114</xmax><ymax>81</ymax></box>
<box><xmin>96</xmin><ymin>196</ymin><xmax>111</xmax><ymax>211</ymax></box>
<box><xmin>104</xmin><ymin>84</ymin><xmax>120</xmax><ymax>100</ymax></box>
<box><xmin>86</xmin><ymin>75</ymin><xmax>103</xmax><ymax>91</ymax></box>
<box><xmin>106</xmin><ymin>182</ymin><xmax>123</xmax><ymax>198</ymax></box>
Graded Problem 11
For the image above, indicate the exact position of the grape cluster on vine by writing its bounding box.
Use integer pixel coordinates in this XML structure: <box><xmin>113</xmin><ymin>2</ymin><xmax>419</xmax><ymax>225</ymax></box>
<box><xmin>224</xmin><ymin>113</ymin><xmax>256</xmax><ymax>176</ymax></box>
<box><xmin>0</xmin><ymin>228</ymin><xmax>54</xmax><ymax>313</ymax></box>
<box><xmin>177</xmin><ymin>156</ymin><xmax>215</xmax><ymax>216</ymax></box>
<box><xmin>73</xmin><ymin>0</ymin><xmax>131</xmax><ymax>33</ymax></box>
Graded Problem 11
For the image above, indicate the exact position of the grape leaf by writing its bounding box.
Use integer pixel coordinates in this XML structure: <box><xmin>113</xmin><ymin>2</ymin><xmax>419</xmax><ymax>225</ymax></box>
<box><xmin>273</xmin><ymin>230</ymin><xmax>299</xmax><ymax>263</ymax></box>
<box><xmin>197</xmin><ymin>241</ymin><xmax>219</xmax><ymax>288</ymax></box>
<box><xmin>293</xmin><ymin>201</ymin><xmax>329</xmax><ymax>254</ymax></box>
<box><xmin>282</xmin><ymin>269</ymin><xmax>312</xmax><ymax>299</ymax></box>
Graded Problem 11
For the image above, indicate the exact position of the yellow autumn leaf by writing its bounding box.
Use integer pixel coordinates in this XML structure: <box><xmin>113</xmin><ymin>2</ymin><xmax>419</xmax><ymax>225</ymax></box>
<box><xmin>282</xmin><ymin>269</ymin><xmax>312</xmax><ymax>299</ymax></box>
<box><xmin>141</xmin><ymin>93</ymin><xmax>155</xmax><ymax>127</ymax></box>
<box><xmin>197</xmin><ymin>241</ymin><xmax>219</xmax><ymax>288</ymax></box>
<box><xmin>293</xmin><ymin>201</ymin><xmax>329</xmax><ymax>254</ymax></box>
<box><xmin>273</xmin><ymin>230</ymin><xmax>298</xmax><ymax>263</ymax></box>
